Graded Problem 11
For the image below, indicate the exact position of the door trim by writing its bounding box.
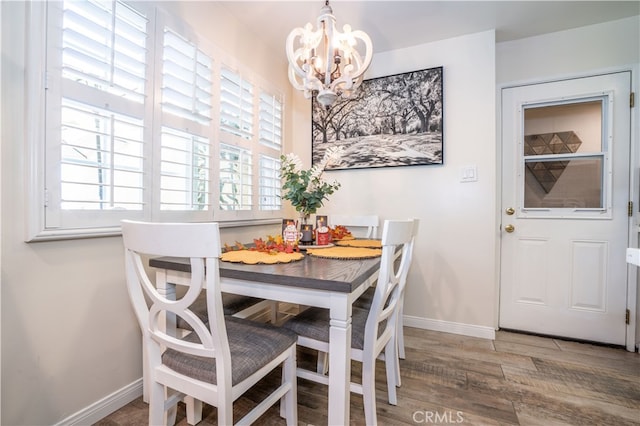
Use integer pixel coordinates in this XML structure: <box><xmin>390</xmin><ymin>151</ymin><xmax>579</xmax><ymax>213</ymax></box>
<box><xmin>497</xmin><ymin>67</ymin><xmax>638</xmax><ymax>351</ymax></box>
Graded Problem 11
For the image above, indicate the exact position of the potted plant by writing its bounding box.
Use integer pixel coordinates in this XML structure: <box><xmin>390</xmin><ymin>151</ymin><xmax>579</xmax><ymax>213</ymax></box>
<box><xmin>280</xmin><ymin>146</ymin><xmax>343</xmax><ymax>225</ymax></box>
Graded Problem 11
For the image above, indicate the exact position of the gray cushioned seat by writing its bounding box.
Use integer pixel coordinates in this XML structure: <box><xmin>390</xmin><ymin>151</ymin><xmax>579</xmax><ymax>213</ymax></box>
<box><xmin>162</xmin><ymin>316</ymin><xmax>297</xmax><ymax>386</ymax></box>
<box><xmin>353</xmin><ymin>286</ymin><xmax>375</xmax><ymax>309</ymax></box>
<box><xmin>283</xmin><ymin>306</ymin><xmax>385</xmax><ymax>350</ymax></box>
<box><xmin>176</xmin><ymin>293</ymin><xmax>264</xmax><ymax>330</ymax></box>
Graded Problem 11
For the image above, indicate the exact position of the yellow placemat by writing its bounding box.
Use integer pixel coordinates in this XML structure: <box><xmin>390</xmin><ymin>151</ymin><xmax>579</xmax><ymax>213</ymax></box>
<box><xmin>335</xmin><ymin>239</ymin><xmax>382</xmax><ymax>248</ymax></box>
<box><xmin>221</xmin><ymin>250</ymin><xmax>304</xmax><ymax>264</ymax></box>
<box><xmin>333</xmin><ymin>235</ymin><xmax>355</xmax><ymax>241</ymax></box>
<box><xmin>306</xmin><ymin>246</ymin><xmax>382</xmax><ymax>260</ymax></box>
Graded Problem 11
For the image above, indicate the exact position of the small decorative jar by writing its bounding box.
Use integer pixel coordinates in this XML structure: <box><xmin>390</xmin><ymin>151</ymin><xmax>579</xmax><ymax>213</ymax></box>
<box><xmin>316</xmin><ymin>224</ymin><xmax>330</xmax><ymax>246</ymax></box>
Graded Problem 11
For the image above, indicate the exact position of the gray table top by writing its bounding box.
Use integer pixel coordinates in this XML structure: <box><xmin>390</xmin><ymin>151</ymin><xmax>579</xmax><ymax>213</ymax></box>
<box><xmin>149</xmin><ymin>252</ymin><xmax>382</xmax><ymax>293</ymax></box>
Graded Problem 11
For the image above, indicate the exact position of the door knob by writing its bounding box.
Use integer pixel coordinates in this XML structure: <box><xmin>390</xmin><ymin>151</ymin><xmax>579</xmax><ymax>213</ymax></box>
<box><xmin>505</xmin><ymin>207</ymin><xmax>515</xmax><ymax>215</ymax></box>
<box><xmin>504</xmin><ymin>224</ymin><xmax>515</xmax><ymax>233</ymax></box>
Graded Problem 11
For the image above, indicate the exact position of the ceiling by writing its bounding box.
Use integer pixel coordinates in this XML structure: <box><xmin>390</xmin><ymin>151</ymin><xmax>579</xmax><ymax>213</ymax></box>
<box><xmin>219</xmin><ymin>1</ymin><xmax>640</xmax><ymax>54</ymax></box>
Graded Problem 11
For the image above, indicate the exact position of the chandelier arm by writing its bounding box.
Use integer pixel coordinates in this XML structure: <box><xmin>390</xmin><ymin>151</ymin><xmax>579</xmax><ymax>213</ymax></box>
<box><xmin>286</xmin><ymin>28</ymin><xmax>312</xmax><ymax>79</ymax></box>
<box><xmin>342</xmin><ymin>31</ymin><xmax>373</xmax><ymax>80</ymax></box>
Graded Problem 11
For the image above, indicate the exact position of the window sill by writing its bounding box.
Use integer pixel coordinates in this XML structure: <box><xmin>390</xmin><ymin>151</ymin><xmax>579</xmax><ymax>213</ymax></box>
<box><xmin>25</xmin><ymin>218</ymin><xmax>282</xmax><ymax>243</ymax></box>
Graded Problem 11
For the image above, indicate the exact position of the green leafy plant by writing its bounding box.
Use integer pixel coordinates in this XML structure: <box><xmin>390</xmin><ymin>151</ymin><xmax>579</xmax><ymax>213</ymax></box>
<box><xmin>280</xmin><ymin>147</ymin><xmax>344</xmax><ymax>217</ymax></box>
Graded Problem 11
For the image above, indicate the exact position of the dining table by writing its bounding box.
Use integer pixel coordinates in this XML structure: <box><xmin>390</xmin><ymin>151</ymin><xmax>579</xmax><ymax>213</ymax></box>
<box><xmin>148</xmin><ymin>245</ymin><xmax>385</xmax><ymax>425</ymax></box>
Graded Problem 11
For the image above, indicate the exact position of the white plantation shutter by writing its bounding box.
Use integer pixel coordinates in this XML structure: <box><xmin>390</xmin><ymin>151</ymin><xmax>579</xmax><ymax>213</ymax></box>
<box><xmin>259</xmin><ymin>92</ymin><xmax>282</xmax><ymax>150</ymax></box>
<box><xmin>60</xmin><ymin>99</ymin><xmax>145</xmax><ymax>211</ymax></box>
<box><xmin>259</xmin><ymin>155</ymin><xmax>281</xmax><ymax>210</ymax></box>
<box><xmin>31</xmin><ymin>1</ymin><xmax>285</xmax><ymax>239</ymax></box>
<box><xmin>220</xmin><ymin>68</ymin><xmax>253</xmax><ymax>139</ymax></box>
<box><xmin>219</xmin><ymin>144</ymin><xmax>252</xmax><ymax>211</ymax></box>
<box><xmin>159</xmin><ymin>128</ymin><xmax>210</xmax><ymax>211</ymax></box>
<box><xmin>61</xmin><ymin>0</ymin><xmax>147</xmax><ymax>103</ymax></box>
<box><xmin>161</xmin><ymin>29</ymin><xmax>212</xmax><ymax>125</ymax></box>
<box><xmin>42</xmin><ymin>0</ymin><xmax>149</xmax><ymax>231</ymax></box>
<box><xmin>158</xmin><ymin>29</ymin><xmax>214</xmax><ymax>216</ymax></box>
<box><xmin>257</xmin><ymin>91</ymin><xmax>282</xmax><ymax>211</ymax></box>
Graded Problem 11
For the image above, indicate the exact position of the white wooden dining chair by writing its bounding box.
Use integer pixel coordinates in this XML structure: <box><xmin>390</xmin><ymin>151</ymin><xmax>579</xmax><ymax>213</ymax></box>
<box><xmin>282</xmin><ymin>219</ymin><xmax>417</xmax><ymax>426</ymax></box>
<box><xmin>328</xmin><ymin>214</ymin><xmax>379</xmax><ymax>238</ymax></box>
<box><xmin>356</xmin><ymin>218</ymin><xmax>419</xmax><ymax>365</ymax></box>
<box><xmin>121</xmin><ymin>220</ymin><xmax>298</xmax><ymax>426</ymax></box>
<box><xmin>320</xmin><ymin>215</ymin><xmax>417</xmax><ymax>379</ymax></box>
<box><xmin>314</xmin><ymin>214</ymin><xmax>380</xmax><ymax>374</ymax></box>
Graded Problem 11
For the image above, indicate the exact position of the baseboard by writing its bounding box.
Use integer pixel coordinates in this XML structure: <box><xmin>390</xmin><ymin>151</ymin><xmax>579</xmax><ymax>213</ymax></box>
<box><xmin>403</xmin><ymin>315</ymin><xmax>496</xmax><ymax>340</ymax></box>
<box><xmin>54</xmin><ymin>378</ymin><xmax>143</xmax><ymax>426</ymax></box>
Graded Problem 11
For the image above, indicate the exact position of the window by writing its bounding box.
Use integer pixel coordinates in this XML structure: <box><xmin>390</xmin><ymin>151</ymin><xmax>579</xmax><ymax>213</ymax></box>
<box><xmin>26</xmin><ymin>1</ymin><xmax>284</xmax><ymax>240</ymax></box>
<box><xmin>521</xmin><ymin>97</ymin><xmax>610</xmax><ymax>217</ymax></box>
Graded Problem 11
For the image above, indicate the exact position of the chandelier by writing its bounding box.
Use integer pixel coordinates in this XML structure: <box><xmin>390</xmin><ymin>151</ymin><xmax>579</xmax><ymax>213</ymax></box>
<box><xmin>285</xmin><ymin>0</ymin><xmax>373</xmax><ymax>108</ymax></box>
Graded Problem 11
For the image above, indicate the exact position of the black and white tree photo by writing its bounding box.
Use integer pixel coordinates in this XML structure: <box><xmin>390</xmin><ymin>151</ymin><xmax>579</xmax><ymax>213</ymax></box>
<box><xmin>312</xmin><ymin>66</ymin><xmax>443</xmax><ymax>170</ymax></box>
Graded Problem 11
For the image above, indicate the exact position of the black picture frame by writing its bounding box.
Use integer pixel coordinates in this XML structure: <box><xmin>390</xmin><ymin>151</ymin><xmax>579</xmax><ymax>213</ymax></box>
<box><xmin>312</xmin><ymin>66</ymin><xmax>444</xmax><ymax>170</ymax></box>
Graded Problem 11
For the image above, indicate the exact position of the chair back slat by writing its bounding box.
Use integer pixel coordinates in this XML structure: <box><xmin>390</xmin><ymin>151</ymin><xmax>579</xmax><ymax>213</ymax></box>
<box><xmin>122</xmin><ymin>220</ymin><xmax>228</xmax><ymax>360</ymax></box>
<box><xmin>364</xmin><ymin>219</ymin><xmax>418</xmax><ymax>353</ymax></box>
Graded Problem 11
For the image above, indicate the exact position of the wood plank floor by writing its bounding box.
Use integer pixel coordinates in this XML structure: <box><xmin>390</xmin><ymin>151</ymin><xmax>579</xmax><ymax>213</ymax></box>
<box><xmin>95</xmin><ymin>327</ymin><xmax>640</xmax><ymax>425</ymax></box>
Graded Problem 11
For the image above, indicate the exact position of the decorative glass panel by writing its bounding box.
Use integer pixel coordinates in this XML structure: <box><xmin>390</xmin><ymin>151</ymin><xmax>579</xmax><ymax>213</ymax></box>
<box><xmin>523</xmin><ymin>99</ymin><xmax>605</xmax><ymax>210</ymax></box>
<box><xmin>524</xmin><ymin>157</ymin><xmax>603</xmax><ymax>208</ymax></box>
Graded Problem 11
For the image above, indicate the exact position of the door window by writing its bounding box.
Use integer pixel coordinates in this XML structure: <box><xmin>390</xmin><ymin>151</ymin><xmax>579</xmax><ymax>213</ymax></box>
<box><xmin>521</xmin><ymin>98</ymin><xmax>610</xmax><ymax>217</ymax></box>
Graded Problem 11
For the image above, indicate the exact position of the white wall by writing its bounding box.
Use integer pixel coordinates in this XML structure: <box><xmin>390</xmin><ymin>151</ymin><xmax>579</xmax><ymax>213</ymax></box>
<box><xmin>497</xmin><ymin>16</ymin><xmax>640</xmax><ymax>84</ymax></box>
<box><xmin>0</xmin><ymin>2</ymin><xmax>288</xmax><ymax>424</ymax></box>
<box><xmin>291</xmin><ymin>30</ymin><xmax>499</xmax><ymax>336</ymax></box>
<box><xmin>497</xmin><ymin>16</ymin><xmax>640</xmax><ymax>347</ymax></box>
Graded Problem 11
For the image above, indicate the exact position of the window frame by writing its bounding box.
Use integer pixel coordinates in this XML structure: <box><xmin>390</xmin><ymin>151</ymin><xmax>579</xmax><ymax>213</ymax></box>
<box><xmin>24</xmin><ymin>1</ymin><xmax>284</xmax><ymax>242</ymax></box>
<box><xmin>517</xmin><ymin>94</ymin><xmax>613</xmax><ymax>220</ymax></box>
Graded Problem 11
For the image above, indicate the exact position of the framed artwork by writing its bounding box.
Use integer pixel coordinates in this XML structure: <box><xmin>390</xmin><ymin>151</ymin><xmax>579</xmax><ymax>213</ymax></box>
<box><xmin>312</xmin><ymin>66</ymin><xmax>443</xmax><ymax>170</ymax></box>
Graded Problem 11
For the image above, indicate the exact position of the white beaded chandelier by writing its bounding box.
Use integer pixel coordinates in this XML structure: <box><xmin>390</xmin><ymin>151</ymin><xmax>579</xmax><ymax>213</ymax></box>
<box><xmin>285</xmin><ymin>1</ymin><xmax>373</xmax><ymax>108</ymax></box>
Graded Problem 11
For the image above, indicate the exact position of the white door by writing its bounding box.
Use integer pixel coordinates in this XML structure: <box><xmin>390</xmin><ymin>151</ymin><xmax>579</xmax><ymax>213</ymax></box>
<box><xmin>499</xmin><ymin>72</ymin><xmax>631</xmax><ymax>345</ymax></box>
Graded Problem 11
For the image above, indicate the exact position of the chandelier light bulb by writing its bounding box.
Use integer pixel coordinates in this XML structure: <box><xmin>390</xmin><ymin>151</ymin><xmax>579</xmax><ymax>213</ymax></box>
<box><xmin>286</xmin><ymin>1</ymin><xmax>373</xmax><ymax>108</ymax></box>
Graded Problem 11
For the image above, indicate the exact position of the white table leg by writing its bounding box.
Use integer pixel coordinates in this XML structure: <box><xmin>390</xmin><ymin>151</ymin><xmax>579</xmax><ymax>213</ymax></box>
<box><xmin>328</xmin><ymin>296</ymin><xmax>352</xmax><ymax>425</ymax></box>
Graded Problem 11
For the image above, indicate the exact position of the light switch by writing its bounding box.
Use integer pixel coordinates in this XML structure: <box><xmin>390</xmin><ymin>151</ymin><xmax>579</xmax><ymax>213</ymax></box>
<box><xmin>460</xmin><ymin>165</ymin><xmax>478</xmax><ymax>182</ymax></box>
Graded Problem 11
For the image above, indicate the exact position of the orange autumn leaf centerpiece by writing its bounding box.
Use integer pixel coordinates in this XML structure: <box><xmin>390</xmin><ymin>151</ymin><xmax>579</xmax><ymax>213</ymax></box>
<box><xmin>330</xmin><ymin>225</ymin><xmax>354</xmax><ymax>241</ymax></box>
<box><xmin>222</xmin><ymin>235</ymin><xmax>304</xmax><ymax>264</ymax></box>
